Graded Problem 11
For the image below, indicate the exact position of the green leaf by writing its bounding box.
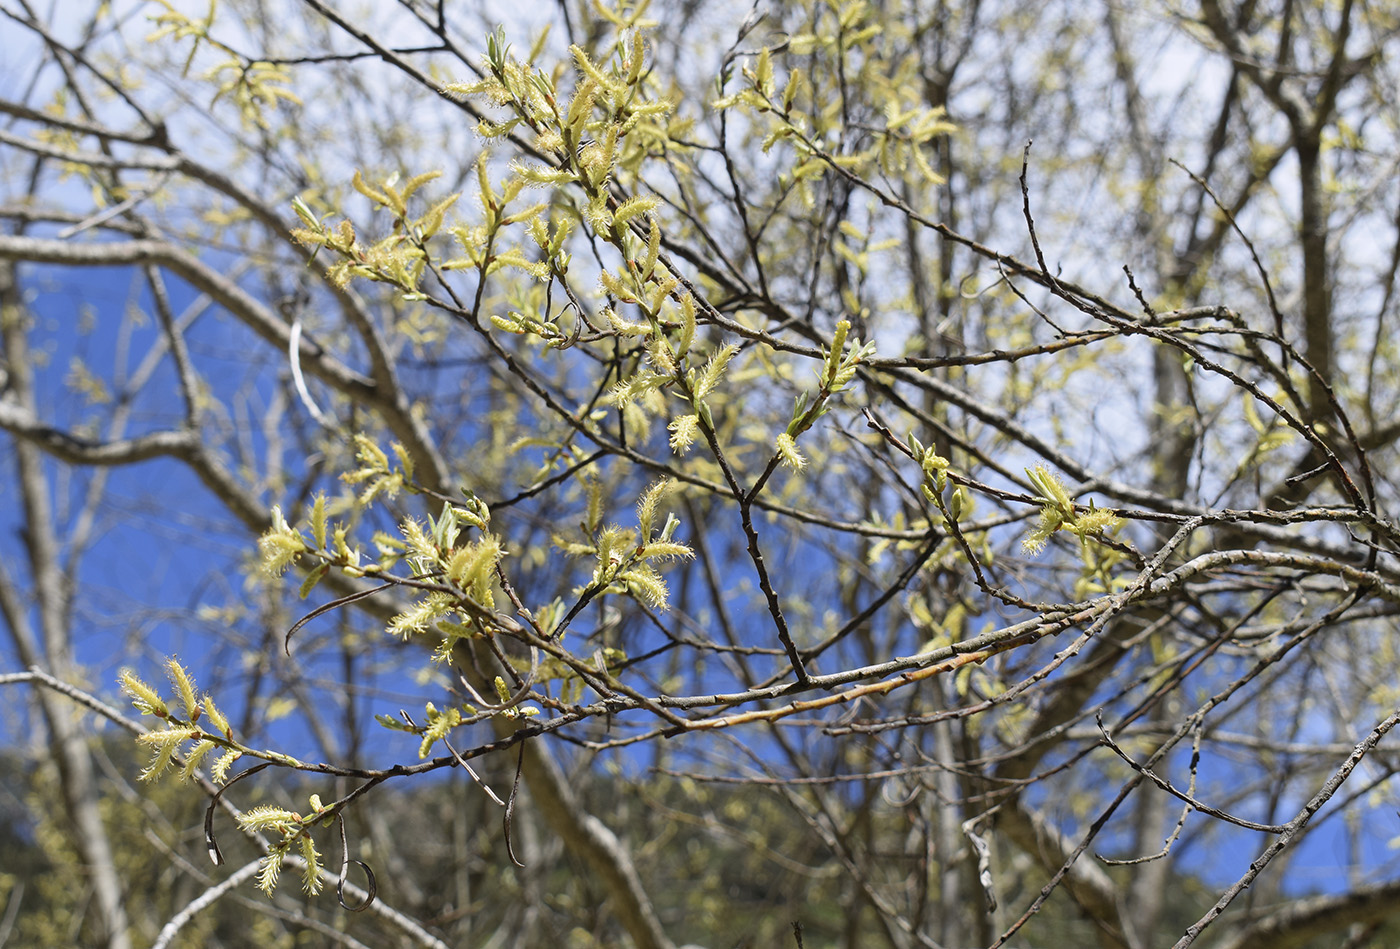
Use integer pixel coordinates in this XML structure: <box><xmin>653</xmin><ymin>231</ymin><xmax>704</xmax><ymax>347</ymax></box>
<box><xmin>298</xmin><ymin>562</ymin><xmax>329</xmax><ymax>599</ymax></box>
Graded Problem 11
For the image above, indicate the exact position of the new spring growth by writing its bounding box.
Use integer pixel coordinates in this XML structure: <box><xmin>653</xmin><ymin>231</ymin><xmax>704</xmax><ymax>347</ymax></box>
<box><xmin>388</xmin><ymin>497</ymin><xmax>502</xmax><ymax>646</ymax></box>
<box><xmin>342</xmin><ymin>434</ymin><xmax>413</xmax><ymax>506</ymax></box>
<box><xmin>121</xmin><ymin>659</ymin><xmax>238</xmax><ymax>784</ymax></box>
<box><xmin>493</xmin><ymin>677</ymin><xmax>540</xmax><ymax>719</ymax></box>
<box><xmin>1021</xmin><ymin>465</ymin><xmax>1122</xmax><ymax>555</ymax></box>
<box><xmin>258</xmin><ymin>505</ymin><xmax>307</xmax><ymax>577</ymax></box>
<box><xmin>778</xmin><ymin>319</ymin><xmax>877</xmax><ymax>471</ymax></box>
<box><xmin>621</xmin><ymin>479</ymin><xmax>693</xmax><ymax>610</ymax></box>
<box><xmin>290</xmin><ymin>170</ymin><xmax>460</xmax><ymax>294</ymax></box>
<box><xmin>556</xmin><ymin>479</ymin><xmax>693</xmax><ymax>611</ymax></box>
<box><xmin>419</xmin><ymin>702</ymin><xmax>463</xmax><ymax>758</ymax></box>
<box><xmin>239</xmin><ymin>801</ymin><xmax>325</xmax><ymax>896</ymax></box>
<box><xmin>818</xmin><ymin>318</ymin><xmax>872</xmax><ymax>391</ymax></box>
<box><xmin>906</xmin><ymin>431</ymin><xmax>950</xmax><ymax>500</ymax></box>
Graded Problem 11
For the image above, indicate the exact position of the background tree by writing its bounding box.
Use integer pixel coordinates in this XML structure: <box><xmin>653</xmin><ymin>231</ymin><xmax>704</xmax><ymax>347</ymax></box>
<box><xmin>5</xmin><ymin>1</ymin><xmax>1400</xmax><ymax>948</ymax></box>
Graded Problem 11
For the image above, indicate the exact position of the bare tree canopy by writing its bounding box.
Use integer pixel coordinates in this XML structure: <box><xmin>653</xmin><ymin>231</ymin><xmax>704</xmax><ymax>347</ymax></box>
<box><xmin>5</xmin><ymin>1</ymin><xmax>1400</xmax><ymax>947</ymax></box>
